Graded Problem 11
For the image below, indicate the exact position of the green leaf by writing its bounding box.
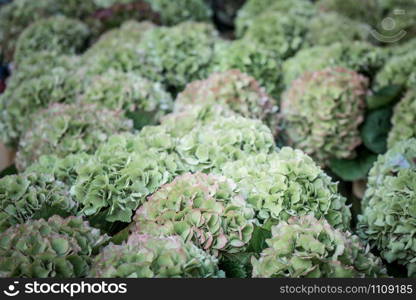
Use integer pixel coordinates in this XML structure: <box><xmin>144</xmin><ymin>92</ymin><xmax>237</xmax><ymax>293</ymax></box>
<box><xmin>366</xmin><ymin>85</ymin><xmax>402</xmax><ymax>110</ymax></box>
<box><xmin>361</xmin><ymin>107</ymin><xmax>393</xmax><ymax>154</ymax></box>
<box><xmin>219</xmin><ymin>252</ymin><xmax>253</xmax><ymax>278</ymax></box>
<box><xmin>66</xmin><ymin>255</ymin><xmax>89</xmax><ymax>277</ymax></box>
<box><xmin>110</xmin><ymin>225</ymin><xmax>132</xmax><ymax>245</ymax></box>
<box><xmin>126</xmin><ymin>110</ymin><xmax>159</xmax><ymax>131</ymax></box>
<box><xmin>247</xmin><ymin>225</ymin><xmax>271</xmax><ymax>254</ymax></box>
<box><xmin>87</xmin><ymin>213</ymin><xmax>119</xmax><ymax>235</ymax></box>
<box><xmin>329</xmin><ymin>149</ymin><xmax>378</xmax><ymax>181</ymax></box>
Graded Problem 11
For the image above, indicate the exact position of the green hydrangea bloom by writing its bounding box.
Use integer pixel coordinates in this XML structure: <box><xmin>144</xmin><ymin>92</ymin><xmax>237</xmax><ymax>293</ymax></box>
<box><xmin>15</xmin><ymin>103</ymin><xmax>133</xmax><ymax>171</ymax></box>
<box><xmin>235</xmin><ymin>0</ymin><xmax>316</xmax><ymax>38</ymax></box>
<box><xmin>76</xmin><ymin>42</ymin><xmax>141</xmax><ymax>82</ymax></box>
<box><xmin>306</xmin><ymin>12</ymin><xmax>370</xmax><ymax>46</ymax></box>
<box><xmin>80</xmin><ymin>70</ymin><xmax>173</xmax><ymax>129</ymax></box>
<box><xmin>134</xmin><ymin>173</ymin><xmax>255</xmax><ymax>257</ymax></box>
<box><xmin>22</xmin><ymin>153</ymin><xmax>105</xmax><ymax>231</ymax></box>
<box><xmin>175</xmin><ymin>70</ymin><xmax>278</xmax><ymax>135</ymax></box>
<box><xmin>283</xmin><ymin>42</ymin><xmax>386</xmax><ymax>86</ymax></box>
<box><xmin>220</xmin><ymin>148</ymin><xmax>351</xmax><ymax>231</ymax></box>
<box><xmin>252</xmin><ymin>216</ymin><xmax>387</xmax><ymax>278</ymax></box>
<box><xmin>150</xmin><ymin>110</ymin><xmax>275</xmax><ymax>162</ymax></box>
<box><xmin>280</xmin><ymin>67</ymin><xmax>368</xmax><ymax>165</ymax></box>
<box><xmin>387</xmin><ymin>90</ymin><xmax>416</xmax><ymax>148</ymax></box>
<box><xmin>0</xmin><ymin>0</ymin><xmax>155</xmax><ymax>60</ymax></box>
<box><xmin>241</xmin><ymin>11</ymin><xmax>309</xmax><ymax>59</ymax></box>
<box><xmin>0</xmin><ymin>216</ymin><xmax>109</xmax><ymax>278</ymax></box>
<box><xmin>388</xmin><ymin>38</ymin><xmax>416</xmax><ymax>57</ymax></box>
<box><xmin>175</xmin><ymin>116</ymin><xmax>275</xmax><ymax>172</ymax></box>
<box><xmin>144</xmin><ymin>0</ymin><xmax>212</xmax><ymax>26</ymax></box>
<box><xmin>62</xmin><ymin>23</ymin><xmax>154</xmax><ymax>89</ymax></box>
<box><xmin>0</xmin><ymin>173</ymin><xmax>77</xmax><ymax>232</ymax></box>
<box><xmin>210</xmin><ymin>40</ymin><xmax>284</xmax><ymax>99</ymax></box>
<box><xmin>73</xmin><ymin>115</ymin><xmax>275</xmax><ymax>223</ymax></box>
<box><xmin>89</xmin><ymin>234</ymin><xmax>224</xmax><ymax>278</ymax></box>
<box><xmin>358</xmin><ymin>139</ymin><xmax>416</xmax><ymax>276</ymax></box>
<box><xmin>0</xmin><ymin>0</ymin><xmax>53</xmax><ymax>60</ymax></box>
<box><xmin>374</xmin><ymin>52</ymin><xmax>416</xmax><ymax>90</ymax></box>
<box><xmin>0</xmin><ymin>67</ymin><xmax>77</xmax><ymax>146</ymax></box>
<box><xmin>72</xmin><ymin>134</ymin><xmax>188</xmax><ymax>223</ymax></box>
<box><xmin>160</xmin><ymin>104</ymin><xmax>238</xmax><ymax>139</ymax></box>
<box><xmin>6</xmin><ymin>51</ymin><xmax>79</xmax><ymax>92</ymax></box>
<box><xmin>362</xmin><ymin>138</ymin><xmax>416</xmax><ymax>208</ymax></box>
<box><xmin>78</xmin><ymin>22</ymin><xmax>155</xmax><ymax>79</ymax></box>
<box><xmin>136</xmin><ymin>22</ymin><xmax>219</xmax><ymax>91</ymax></box>
<box><xmin>13</xmin><ymin>16</ymin><xmax>90</xmax><ymax>64</ymax></box>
